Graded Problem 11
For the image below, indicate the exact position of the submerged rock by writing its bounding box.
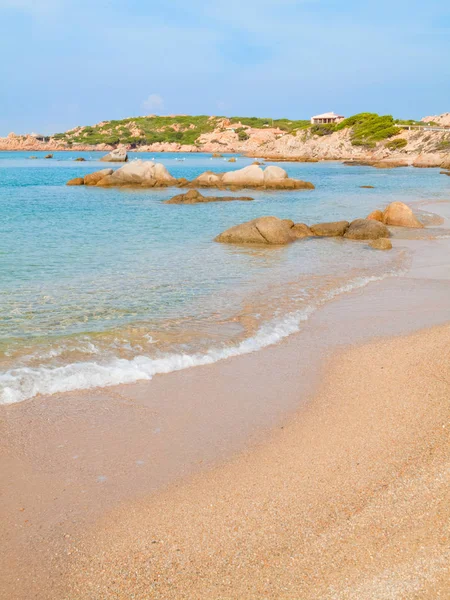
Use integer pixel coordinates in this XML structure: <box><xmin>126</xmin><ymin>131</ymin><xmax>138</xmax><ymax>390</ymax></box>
<box><xmin>344</xmin><ymin>218</ymin><xmax>390</xmax><ymax>240</ymax></box>
<box><xmin>310</xmin><ymin>221</ymin><xmax>349</xmax><ymax>237</ymax></box>
<box><xmin>369</xmin><ymin>238</ymin><xmax>393</xmax><ymax>250</ymax></box>
<box><xmin>66</xmin><ymin>177</ymin><xmax>84</xmax><ymax>186</ymax></box>
<box><xmin>100</xmin><ymin>148</ymin><xmax>128</xmax><ymax>163</ymax></box>
<box><xmin>383</xmin><ymin>201</ymin><xmax>423</xmax><ymax>228</ymax></box>
<box><xmin>164</xmin><ymin>190</ymin><xmax>253</xmax><ymax>204</ymax></box>
<box><xmin>84</xmin><ymin>168</ymin><xmax>114</xmax><ymax>186</ymax></box>
<box><xmin>360</xmin><ymin>185</ymin><xmax>375</xmax><ymax>189</ymax></box>
<box><xmin>228</xmin><ymin>157</ymin><xmax>237</xmax><ymax>163</ymax></box>
<box><xmin>215</xmin><ymin>216</ymin><xmax>296</xmax><ymax>245</ymax></box>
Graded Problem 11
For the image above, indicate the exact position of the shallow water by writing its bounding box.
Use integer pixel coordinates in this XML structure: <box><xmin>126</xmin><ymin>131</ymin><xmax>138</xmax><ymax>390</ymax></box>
<box><xmin>1</xmin><ymin>150</ymin><xmax>449</xmax><ymax>403</ymax></box>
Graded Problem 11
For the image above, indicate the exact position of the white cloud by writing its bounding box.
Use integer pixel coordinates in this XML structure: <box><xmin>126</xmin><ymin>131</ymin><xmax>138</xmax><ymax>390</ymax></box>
<box><xmin>142</xmin><ymin>94</ymin><xmax>164</xmax><ymax>114</ymax></box>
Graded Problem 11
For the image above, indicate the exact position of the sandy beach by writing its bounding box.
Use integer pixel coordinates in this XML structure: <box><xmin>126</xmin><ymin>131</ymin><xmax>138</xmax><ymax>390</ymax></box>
<box><xmin>63</xmin><ymin>323</ymin><xmax>450</xmax><ymax>600</ymax></box>
<box><xmin>1</xmin><ymin>202</ymin><xmax>450</xmax><ymax>599</ymax></box>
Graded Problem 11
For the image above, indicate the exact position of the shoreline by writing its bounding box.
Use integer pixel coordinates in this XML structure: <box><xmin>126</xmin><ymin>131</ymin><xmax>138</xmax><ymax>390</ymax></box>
<box><xmin>1</xmin><ymin>203</ymin><xmax>450</xmax><ymax>598</ymax></box>
<box><xmin>1</xmin><ymin>147</ymin><xmax>449</xmax><ymax>168</ymax></box>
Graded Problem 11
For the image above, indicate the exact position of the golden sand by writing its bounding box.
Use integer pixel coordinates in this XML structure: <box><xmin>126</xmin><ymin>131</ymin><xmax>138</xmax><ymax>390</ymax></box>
<box><xmin>64</xmin><ymin>324</ymin><xmax>450</xmax><ymax>599</ymax></box>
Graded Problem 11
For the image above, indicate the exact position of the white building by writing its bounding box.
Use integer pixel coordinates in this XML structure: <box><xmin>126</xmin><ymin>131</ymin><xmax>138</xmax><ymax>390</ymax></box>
<box><xmin>310</xmin><ymin>112</ymin><xmax>345</xmax><ymax>125</ymax></box>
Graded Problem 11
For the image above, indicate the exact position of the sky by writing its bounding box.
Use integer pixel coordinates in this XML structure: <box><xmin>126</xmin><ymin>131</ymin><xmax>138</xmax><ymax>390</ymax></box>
<box><xmin>0</xmin><ymin>0</ymin><xmax>449</xmax><ymax>135</ymax></box>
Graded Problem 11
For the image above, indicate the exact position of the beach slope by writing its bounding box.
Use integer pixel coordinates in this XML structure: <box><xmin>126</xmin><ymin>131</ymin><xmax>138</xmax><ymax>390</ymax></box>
<box><xmin>65</xmin><ymin>324</ymin><xmax>450</xmax><ymax>599</ymax></box>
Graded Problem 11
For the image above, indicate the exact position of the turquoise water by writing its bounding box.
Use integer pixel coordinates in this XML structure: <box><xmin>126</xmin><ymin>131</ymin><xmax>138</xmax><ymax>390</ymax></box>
<box><xmin>1</xmin><ymin>151</ymin><xmax>448</xmax><ymax>403</ymax></box>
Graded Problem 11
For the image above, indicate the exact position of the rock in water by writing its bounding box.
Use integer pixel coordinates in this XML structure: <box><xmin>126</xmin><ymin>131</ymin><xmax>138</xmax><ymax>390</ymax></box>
<box><xmin>44</xmin><ymin>154</ymin><xmax>53</xmax><ymax>159</ymax></box>
<box><xmin>383</xmin><ymin>202</ymin><xmax>424</xmax><ymax>228</ymax></box>
<box><xmin>215</xmin><ymin>217</ymin><xmax>296</xmax><ymax>245</ymax></box>
<box><xmin>291</xmin><ymin>223</ymin><xmax>313</xmax><ymax>238</ymax></box>
<box><xmin>344</xmin><ymin>219</ymin><xmax>390</xmax><ymax>240</ymax></box>
<box><xmin>222</xmin><ymin>165</ymin><xmax>265</xmax><ymax>187</ymax></box>
<box><xmin>97</xmin><ymin>161</ymin><xmax>176</xmax><ymax>187</ymax></box>
<box><xmin>189</xmin><ymin>165</ymin><xmax>314</xmax><ymax>190</ymax></box>
<box><xmin>100</xmin><ymin>148</ymin><xmax>128</xmax><ymax>162</ymax></box>
<box><xmin>367</xmin><ymin>210</ymin><xmax>384</xmax><ymax>222</ymax></box>
<box><xmin>369</xmin><ymin>238</ymin><xmax>393</xmax><ymax>250</ymax></box>
<box><xmin>66</xmin><ymin>177</ymin><xmax>84</xmax><ymax>186</ymax></box>
<box><xmin>75</xmin><ymin>157</ymin><xmax>86</xmax><ymax>162</ymax></box>
<box><xmin>310</xmin><ymin>221</ymin><xmax>349</xmax><ymax>237</ymax></box>
<box><xmin>164</xmin><ymin>190</ymin><xmax>253</xmax><ymax>204</ymax></box>
<box><xmin>83</xmin><ymin>169</ymin><xmax>114</xmax><ymax>186</ymax></box>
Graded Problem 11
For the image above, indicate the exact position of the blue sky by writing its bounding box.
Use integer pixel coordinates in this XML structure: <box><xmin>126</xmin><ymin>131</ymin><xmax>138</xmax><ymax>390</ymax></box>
<box><xmin>0</xmin><ymin>0</ymin><xmax>449</xmax><ymax>135</ymax></box>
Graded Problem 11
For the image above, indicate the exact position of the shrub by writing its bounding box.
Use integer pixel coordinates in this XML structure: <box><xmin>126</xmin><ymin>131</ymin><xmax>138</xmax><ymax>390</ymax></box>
<box><xmin>310</xmin><ymin>123</ymin><xmax>336</xmax><ymax>136</ymax></box>
<box><xmin>237</xmin><ymin>129</ymin><xmax>250</xmax><ymax>141</ymax></box>
<box><xmin>386</xmin><ymin>138</ymin><xmax>407</xmax><ymax>150</ymax></box>
<box><xmin>436</xmin><ymin>139</ymin><xmax>450</xmax><ymax>151</ymax></box>
<box><xmin>338</xmin><ymin>113</ymin><xmax>401</xmax><ymax>146</ymax></box>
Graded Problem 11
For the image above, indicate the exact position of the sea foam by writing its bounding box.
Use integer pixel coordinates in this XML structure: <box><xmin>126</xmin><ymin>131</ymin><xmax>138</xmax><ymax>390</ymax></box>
<box><xmin>0</xmin><ymin>273</ymin><xmax>396</xmax><ymax>405</ymax></box>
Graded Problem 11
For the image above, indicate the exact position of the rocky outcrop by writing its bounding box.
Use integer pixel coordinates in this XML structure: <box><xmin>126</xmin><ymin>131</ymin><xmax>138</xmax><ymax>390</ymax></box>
<box><xmin>291</xmin><ymin>223</ymin><xmax>313</xmax><ymax>238</ymax></box>
<box><xmin>100</xmin><ymin>148</ymin><xmax>128</xmax><ymax>162</ymax></box>
<box><xmin>215</xmin><ymin>217</ymin><xmax>297</xmax><ymax>245</ymax></box>
<box><xmin>366</xmin><ymin>202</ymin><xmax>424</xmax><ymax>228</ymax></box>
<box><xmin>441</xmin><ymin>170</ymin><xmax>450</xmax><ymax>176</ymax></box>
<box><xmin>188</xmin><ymin>165</ymin><xmax>314</xmax><ymax>190</ymax></box>
<box><xmin>382</xmin><ymin>202</ymin><xmax>424</xmax><ymax>228</ymax></box>
<box><xmin>164</xmin><ymin>190</ymin><xmax>253</xmax><ymax>204</ymax></box>
<box><xmin>412</xmin><ymin>156</ymin><xmax>442</xmax><ymax>168</ymax></box>
<box><xmin>84</xmin><ymin>168</ymin><xmax>114</xmax><ymax>186</ymax></box>
<box><xmin>310</xmin><ymin>221</ymin><xmax>349</xmax><ymax>237</ymax></box>
<box><xmin>344</xmin><ymin>160</ymin><xmax>408</xmax><ymax>168</ymax></box>
<box><xmin>96</xmin><ymin>161</ymin><xmax>176</xmax><ymax>187</ymax></box>
<box><xmin>369</xmin><ymin>238</ymin><xmax>393</xmax><ymax>250</ymax></box>
<box><xmin>344</xmin><ymin>219</ymin><xmax>390</xmax><ymax>240</ymax></box>
<box><xmin>66</xmin><ymin>177</ymin><xmax>84</xmax><ymax>186</ymax></box>
<box><xmin>367</xmin><ymin>210</ymin><xmax>384</xmax><ymax>222</ymax></box>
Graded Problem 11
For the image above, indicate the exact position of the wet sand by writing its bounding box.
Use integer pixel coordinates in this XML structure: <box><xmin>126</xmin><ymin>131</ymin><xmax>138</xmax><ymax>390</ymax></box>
<box><xmin>1</xmin><ymin>202</ymin><xmax>450</xmax><ymax>598</ymax></box>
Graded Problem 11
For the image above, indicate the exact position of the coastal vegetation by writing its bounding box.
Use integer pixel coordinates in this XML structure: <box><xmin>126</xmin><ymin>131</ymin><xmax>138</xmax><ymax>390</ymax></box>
<box><xmin>385</xmin><ymin>138</ymin><xmax>408</xmax><ymax>150</ymax></box>
<box><xmin>49</xmin><ymin>112</ymin><xmax>447</xmax><ymax>153</ymax></box>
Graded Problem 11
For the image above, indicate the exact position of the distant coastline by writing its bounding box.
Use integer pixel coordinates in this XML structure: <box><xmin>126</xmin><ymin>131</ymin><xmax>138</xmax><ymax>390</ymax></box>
<box><xmin>2</xmin><ymin>112</ymin><xmax>450</xmax><ymax>168</ymax></box>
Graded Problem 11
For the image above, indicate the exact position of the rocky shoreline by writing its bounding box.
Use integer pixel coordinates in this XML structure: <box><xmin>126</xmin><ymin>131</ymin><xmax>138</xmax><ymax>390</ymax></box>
<box><xmin>2</xmin><ymin>114</ymin><xmax>450</xmax><ymax>168</ymax></box>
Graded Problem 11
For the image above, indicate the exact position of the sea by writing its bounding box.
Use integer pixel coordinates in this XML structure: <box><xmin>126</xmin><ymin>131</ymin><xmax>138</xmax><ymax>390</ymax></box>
<box><xmin>1</xmin><ymin>150</ymin><xmax>448</xmax><ymax>404</ymax></box>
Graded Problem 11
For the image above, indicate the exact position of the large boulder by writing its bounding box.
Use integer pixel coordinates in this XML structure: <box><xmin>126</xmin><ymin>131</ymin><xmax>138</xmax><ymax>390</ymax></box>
<box><xmin>83</xmin><ymin>168</ymin><xmax>113</xmax><ymax>186</ymax></box>
<box><xmin>66</xmin><ymin>177</ymin><xmax>84</xmax><ymax>186</ymax></box>
<box><xmin>222</xmin><ymin>165</ymin><xmax>265</xmax><ymax>187</ymax></box>
<box><xmin>97</xmin><ymin>160</ymin><xmax>176</xmax><ymax>187</ymax></box>
<box><xmin>263</xmin><ymin>165</ymin><xmax>288</xmax><ymax>182</ymax></box>
<box><xmin>187</xmin><ymin>165</ymin><xmax>314</xmax><ymax>190</ymax></box>
<box><xmin>164</xmin><ymin>190</ymin><xmax>253</xmax><ymax>204</ymax></box>
<box><xmin>310</xmin><ymin>221</ymin><xmax>349</xmax><ymax>237</ymax></box>
<box><xmin>215</xmin><ymin>216</ymin><xmax>296</xmax><ymax>245</ymax></box>
<box><xmin>291</xmin><ymin>223</ymin><xmax>313</xmax><ymax>238</ymax></box>
<box><xmin>382</xmin><ymin>202</ymin><xmax>424</xmax><ymax>228</ymax></box>
<box><xmin>369</xmin><ymin>238</ymin><xmax>393</xmax><ymax>250</ymax></box>
<box><xmin>190</xmin><ymin>171</ymin><xmax>223</xmax><ymax>187</ymax></box>
<box><xmin>344</xmin><ymin>218</ymin><xmax>390</xmax><ymax>240</ymax></box>
<box><xmin>100</xmin><ymin>147</ymin><xmax>128</xmax><ymax>162</ymax></box>
<box><xmin>367</xmin><ymin>210</ymin><xmax>384</xmax><ymax>222</ymax></box>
